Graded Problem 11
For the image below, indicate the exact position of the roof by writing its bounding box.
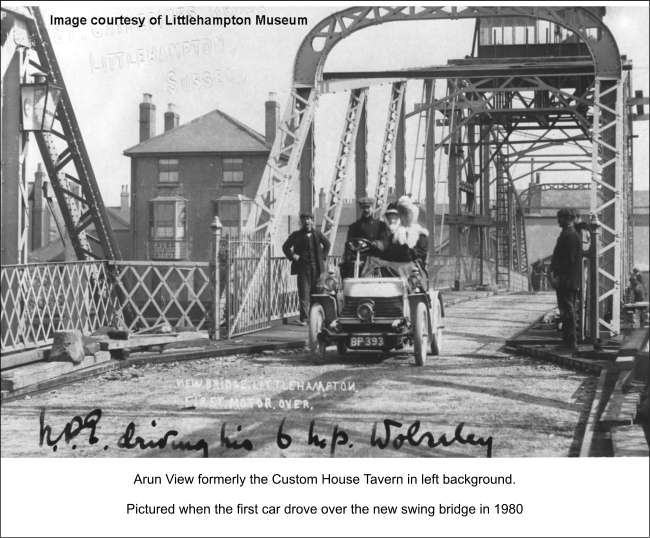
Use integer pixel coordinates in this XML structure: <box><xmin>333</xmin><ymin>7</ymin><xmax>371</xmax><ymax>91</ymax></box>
<box><xmin>213</xmin><ymin>194</ymin><xmax>253</xmax><ymax>202</ymax></box>
<box><xmin>106</xmin><ymin>207</ymin><xmax>130</xmax><ymax>228</ymax></box>
<box><xmin>123</xmin><ymin>109</ymin><xmax>271</xmax><ymax>156</ymax></box>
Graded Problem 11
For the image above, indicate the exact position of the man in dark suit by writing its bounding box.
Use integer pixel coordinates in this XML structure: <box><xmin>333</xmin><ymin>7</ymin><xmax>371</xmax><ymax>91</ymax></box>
<box><xmin>340</xmin><ymin>197</ymin><xmax>389</xmax><ymax>278</ymax></box>
<box><xmin>550</xmin><ymin>208</ymin><xmax>583</xmax><ymax>351</ymax></box>
<box><xmin>282</xmin><ymin>212</ymin><xmax>331</xmax><ymax>326</ymax></box>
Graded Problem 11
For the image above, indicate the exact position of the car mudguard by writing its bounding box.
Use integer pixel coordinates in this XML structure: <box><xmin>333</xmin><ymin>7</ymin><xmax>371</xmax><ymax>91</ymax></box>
<box><xmin>311</xmin><ymin>294</ymin><xmax>338</xmax><ymax>324</ymax></box>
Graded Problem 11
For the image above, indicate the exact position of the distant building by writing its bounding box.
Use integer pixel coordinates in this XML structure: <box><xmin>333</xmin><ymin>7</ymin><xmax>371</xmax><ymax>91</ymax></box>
<box><xmin>521</xmin><ymin>182</ymin><xmax>649</xmax><ymax>268</ymax></box>
<box><xmin>123</xmin><ymin>93</ymin><xmax>279</xmax><ymax>261</ymax></box>
<box><xmin>28</xmin><ymin>164</ymin><xmax>131</xmax><ymax>262</ymax></box>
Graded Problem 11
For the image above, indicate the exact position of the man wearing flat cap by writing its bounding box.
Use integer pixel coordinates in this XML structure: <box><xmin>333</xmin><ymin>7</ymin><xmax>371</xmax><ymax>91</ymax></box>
<box><xmin>341</xmin><ymin>196</ymin><xmax>389</xmax><ymax>278</ymax></box>
<box><xmin>282</xmin><ymin>212</ymin><xmax>331</xmax><ymax>325</ymax></box>
<box><xmin>550</xmin><ymin>207</ymin><xmax>582</xmax><ymax>351</ymax></box>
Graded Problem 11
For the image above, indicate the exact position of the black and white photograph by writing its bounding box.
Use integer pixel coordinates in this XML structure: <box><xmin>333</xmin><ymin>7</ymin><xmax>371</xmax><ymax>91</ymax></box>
<box><xmin>1</xmin><ymin>3</ymin><xmax>649</xmax><ymax>535</ymax></box>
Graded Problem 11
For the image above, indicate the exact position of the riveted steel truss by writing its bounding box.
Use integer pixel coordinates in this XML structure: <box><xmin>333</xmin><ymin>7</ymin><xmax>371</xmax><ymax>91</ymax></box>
<box><xmin>2</xmin><ymin>7</ymin><xmax>122</xmax><ymax>262</ymax></box>
<box><xmin>320</xmin><ymin>88</ymin><xmax>367</xmax><ymax>251</ymax></box>
<box><xmin>294</xmin><ymin>7</ymin><xmax>621</xmax><ymax>88</ymax></box>
<box><xmin>590</xmin><ymin>77</ymin><xmax>625</xmax><ymax>334</ymax></box>
<box><xmin>237</xmin><ymin>5</ymin><xmax>628</xmax><ymax>337</ymax></box>
<box><xmin>235</xmin><ymin>89</ymin><xmax>317</xmax><ymax>334</ymax></box>
<box><xmin>373</xmin><ymin>81</ymin><xmax>406</xmax><ymax>216</ymax></box>
<box><xmin>245</xmin><ymin>89</ymin><xmax>317</xmax><ymax>238</ymax></box>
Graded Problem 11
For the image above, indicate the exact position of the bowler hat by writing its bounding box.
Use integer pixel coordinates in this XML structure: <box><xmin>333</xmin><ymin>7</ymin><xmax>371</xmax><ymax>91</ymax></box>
<box><xmin>557</xmin><ymin>208</ymin><xmax>573</xmax><ymax>218</ymax></box>
<box><xmin>357</xmin><ymin>196</ymin><xmax>374</xmax><ymax>206</ymax></box>
<box><xmin>299</xmin><ymin>212</ymin><xmax>314</xmax><ymax>219</ymax></box>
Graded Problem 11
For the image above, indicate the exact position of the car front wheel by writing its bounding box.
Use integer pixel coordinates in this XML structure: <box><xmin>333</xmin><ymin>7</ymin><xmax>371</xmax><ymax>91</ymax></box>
<box><xmin>431</xmin><ymin>299</ymin><xmax>443</xmax><ymax>356</ymax></box>
<box><xmin>309</xmin><ymin>304</ymin><xmax>327</xmax><ymax>365</ymax></box>
<box><xmin>413</xmin><ymin>301</ymin><xmax>428</xmax><ymax>366</ymax></box>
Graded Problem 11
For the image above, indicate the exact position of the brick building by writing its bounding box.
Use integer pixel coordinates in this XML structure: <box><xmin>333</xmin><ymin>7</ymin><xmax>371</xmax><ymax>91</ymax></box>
<box><xmin>123</xmin><ymin>93</ymin><xmax>279</xmax><ymax>261</ymax></box>
<box><xmin>27</xmin><ymin>164</ymin><xmax>132</xmax><ymax>262</ymax></box>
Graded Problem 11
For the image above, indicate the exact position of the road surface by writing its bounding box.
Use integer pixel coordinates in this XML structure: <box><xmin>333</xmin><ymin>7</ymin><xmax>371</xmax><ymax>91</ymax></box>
<box><xmin>0</xmin><ymin>293</ymin><xmax>598</xmax><ymax>458</ymax></box>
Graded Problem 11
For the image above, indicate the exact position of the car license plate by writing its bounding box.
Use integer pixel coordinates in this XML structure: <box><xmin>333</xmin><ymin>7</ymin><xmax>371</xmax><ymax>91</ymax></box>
<box><xmin>350</xmin><ymin>336</ymin><xmax>384</xmax><ymax>348</ymax></box>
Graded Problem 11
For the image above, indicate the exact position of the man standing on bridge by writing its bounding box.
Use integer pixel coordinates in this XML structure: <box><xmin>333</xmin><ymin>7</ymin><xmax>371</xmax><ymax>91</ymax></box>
<box><xmin>282</xmin><ymin>212</ymin><xmax>331</xmax><ymax>326</ymax></box>
<box><xmin>550</xmin><ymin>208</ymin><xmax>582</xmax><ymax>351</ymax></box>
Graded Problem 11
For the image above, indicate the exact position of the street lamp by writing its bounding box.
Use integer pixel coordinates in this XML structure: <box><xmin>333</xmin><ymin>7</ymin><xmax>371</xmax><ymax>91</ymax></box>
<box><xmin>20</xmin><ymin>74</ymin><xmax>62</xmax><ymax>131</ymax></box>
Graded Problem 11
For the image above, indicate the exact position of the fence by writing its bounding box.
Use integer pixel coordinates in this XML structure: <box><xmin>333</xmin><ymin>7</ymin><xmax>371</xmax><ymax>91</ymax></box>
<box><xmin>224</xmin><ymin>238</ymin><xmax>323</xmax><ymax>337</ymax></box>
<box><xmin>1</xmin><ymin>255</ymin><xmax>301</xmax><ymax>355</ymax></box>
<box><xmin>108</xmin><ymin>261</ymin><xmax>212</xmax><ymax>332</ymax></box>
<box><xmin>1</xmin><ymin>261</ymin><xmax>114</xmax><ymax>353</ymax></box>
<box><xmin>2</xmin><ymin>252</ymin><xmax>528</xmax><ymax>356</ymax></box>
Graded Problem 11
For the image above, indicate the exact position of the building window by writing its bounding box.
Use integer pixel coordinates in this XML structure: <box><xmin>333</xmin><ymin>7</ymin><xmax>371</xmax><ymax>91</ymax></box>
<box><xmin>159</xmin><ymin>159</ymin><xmax>179</xmax><ymax>183</ymax></box>
<box><xmin>149</xmin><ymin>201</ymin><xmax>187</xmax><ymax>239</ymax></box>
<box><xmin>223</xmin><ymin>158</ymin><xmax>243</xmax><ymax>183</ymax></box>
<box><xmin>213</xmin><ymin>199</ymin><xmax>253</xmax><ymax>230</ymax></box>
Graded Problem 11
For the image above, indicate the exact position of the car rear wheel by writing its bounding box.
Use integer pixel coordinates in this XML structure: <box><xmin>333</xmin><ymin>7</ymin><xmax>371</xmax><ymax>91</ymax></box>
<box><xmin>413</xmin><ymin>301</ymin><xmax>428</xmax><ymax>366</ymax></box>
<box><xmin>309</xmin><ymin>304</ymin><xmax>327</xmax><ymax>365</ymax></box>
<box><xmin>431</xmin><ymin>300</ymin><xmax>443</xmax><ymax>356</ymax></box>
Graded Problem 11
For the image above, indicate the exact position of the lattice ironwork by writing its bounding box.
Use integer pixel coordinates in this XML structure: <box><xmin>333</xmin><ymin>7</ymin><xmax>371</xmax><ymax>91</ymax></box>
<box><xmin>269</xmin><ymin>258</ymin><xmax>300</xmax><ymax>323</ymax></box>
<box><xmin>590</xmin><ymin>78</ymin><xmax>623</xmax><ymax>334</ymax></box>
<box><xmin>108</xmin><ymin>261</ymin><xmax>211</xmax><ymax>332</ymax></box>
<box><xmin>1</xmin><ymin>261</ymin><xmax>114</xmax><ymax>354</ymax></box>
<box><xmin>4</xmin><ymin>7</ymin><xmax>122</xmax><ymax>261</ymax></box>
<box><xmin>321</xmin><ymin>88</ymin><xmax>367</xmax><ymax>251</ymax></box>
<box><xmin>373</xmin><ymin>81</ymin><xmax>406</xmax><ymax>215</ymax></box>
<box><xmin>235</xmin><ymin>89</ymin><xmax>317</xmax><ymax>334</ymax></box>
<box><xmin>246</xmin><ymin>89</ymin><xmax>316</xmax><ymax>237</ymax></box>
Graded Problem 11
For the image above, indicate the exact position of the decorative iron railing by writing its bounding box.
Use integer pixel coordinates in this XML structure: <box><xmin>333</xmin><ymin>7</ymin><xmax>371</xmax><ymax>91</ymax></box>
<box><xmin>108</xmin><ymin>261</ymin><xmax>212</xmax><ymax>332</ymax></box>
<box><xmin>5</xmin><ymin>254</ymin><xmax>518</xmax><ymax>356</ymax></box>
<box><xmin>1</xmin><ymin>261</ymin><xmax>114</xmax><ymax>353</ymax></box>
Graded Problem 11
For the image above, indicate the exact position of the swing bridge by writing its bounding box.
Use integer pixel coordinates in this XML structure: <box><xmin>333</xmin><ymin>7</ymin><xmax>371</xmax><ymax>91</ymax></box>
<box><xmin>1</xmin><ymin>6</ymin><xmax>646</xmax><ymax>356</ymax></box>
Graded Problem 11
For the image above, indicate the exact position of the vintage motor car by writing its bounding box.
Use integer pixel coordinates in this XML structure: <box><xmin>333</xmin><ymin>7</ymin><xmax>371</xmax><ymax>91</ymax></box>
<box><xmin>308</xmin><ymin>239</ymin><xmax>444</xmax><ymax>365</ymax></box>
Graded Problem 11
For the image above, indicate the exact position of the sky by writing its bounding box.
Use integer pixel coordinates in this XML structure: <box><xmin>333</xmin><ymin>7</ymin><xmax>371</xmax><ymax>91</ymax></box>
<box><xmin>14</xmin><ymin>3</ymin><xmax>650</xmax><ymax>207</ymax></box>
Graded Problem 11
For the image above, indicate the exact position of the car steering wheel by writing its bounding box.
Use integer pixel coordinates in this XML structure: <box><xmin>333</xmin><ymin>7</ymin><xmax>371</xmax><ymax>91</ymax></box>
<box><xmin>347</xmin><ymin>238</ymin><xmax>372</xmax><ymax>252</ymax></box>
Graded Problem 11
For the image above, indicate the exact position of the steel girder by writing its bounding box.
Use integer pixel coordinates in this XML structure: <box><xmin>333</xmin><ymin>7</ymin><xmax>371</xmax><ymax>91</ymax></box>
<box><xmin>373</xmin><ymin>81</ymin><xmax>406</xmax><ymax>216</ymax></box>
<box><xmin>293</xmin><ymin>7</ymin><xmax>621</xmax><ymax>88</ymax></box>
<box><xmin>320</xmin><ymin>88</ymin><xmax>368</xmax><ymax>251</ymax></box>
<box><xmin>590</xmin><ymin>77</ymin><xmax>624</xmax><ymax>335</ymax></box>
<box><xmin>245</xmin><ymin>89</ymin><xmax>317</xmax><ymax>238</ymax></box>
<box><xmin>2</xmin><ymin>7</ymin><xmax>123</xmax><ymax>262</ymax></box>
<box><xmin>235</xmin><ymin>89</ymin><xmax>317</xmax><ymax>335</ymax></box>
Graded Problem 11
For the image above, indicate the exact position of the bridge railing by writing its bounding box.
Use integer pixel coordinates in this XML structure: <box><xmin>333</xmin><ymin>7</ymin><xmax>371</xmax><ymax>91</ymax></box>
<box><xmin>1</xmin><ymin>261</ymin><xmax>115</xmax><ymax>354</ymax></box>
<box><xmin>2</xmin><ymin>253</ymin><xmax>530</xmax><ymax>355</ymax></box>
<box><xmin>1</xmin><ymin>253</ymin><xmax>320</xmax><ymax>355</ymax></box>
<box><xmin>108</xmin><ymin>261</ymin><xmax>212</xmax><ymax>332</ymax></box>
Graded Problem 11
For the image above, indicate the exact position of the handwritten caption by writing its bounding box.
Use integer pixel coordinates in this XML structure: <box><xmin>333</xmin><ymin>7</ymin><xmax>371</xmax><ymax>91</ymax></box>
<box><xmin>39</xmin><ymin>409</ymin><xmax>494</xmax><ymax>458</ymax></box>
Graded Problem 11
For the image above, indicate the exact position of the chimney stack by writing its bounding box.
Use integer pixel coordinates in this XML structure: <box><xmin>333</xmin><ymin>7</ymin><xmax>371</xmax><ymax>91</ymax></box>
<box><xmin>265</xmin><ymin>92</ymin><xmax>280</xmax><ymax>145</ymax></box>
<box><xmin>139</xmin><ymin>93</ymin><xmax>156</xmax><ymax>142</ymax></box>
<box><xmin>121</xmin><ymin>185</ymin><xmax>129</xmax><ymax>212</ymax></box>
<box><xmin>164</xmin><ymin>103</ymin><xmax>179</xmax><ymax>132</ymax></box>
<box><xmin>318</xmin><ymin>187</ymin><xmax>326</xmax><ymax>209</ymax></box>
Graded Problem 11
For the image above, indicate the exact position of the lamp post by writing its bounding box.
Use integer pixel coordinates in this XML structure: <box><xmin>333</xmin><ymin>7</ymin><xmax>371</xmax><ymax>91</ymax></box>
<box><xmin>210</xmin><ymin>216</ymin><xmax>223</xmax><ymax>340</ymax></box>
<box><xmin>20</xmin><ymin>74</ymin><xmax>62</xmax><ymax>132</ymax></box>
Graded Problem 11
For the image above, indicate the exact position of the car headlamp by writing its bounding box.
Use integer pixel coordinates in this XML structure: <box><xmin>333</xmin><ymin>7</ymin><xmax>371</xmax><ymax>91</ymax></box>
<box><xmin>357</xmin><ymin>299</ymin><xmax>375</xmax><ymax>321</ymax></box>
<box><xmin>324</xmin><ymin>276</ymin><xmax>338</xmax><ymax>291</ymax></box>
<box><xmin>408</xmin><ymin>274</ymin><xmax>421</xmax><ymax>289</ymax></box>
